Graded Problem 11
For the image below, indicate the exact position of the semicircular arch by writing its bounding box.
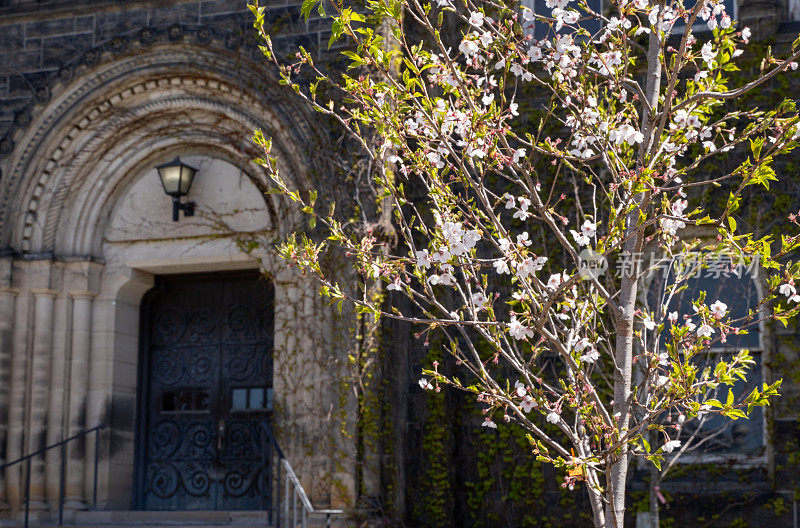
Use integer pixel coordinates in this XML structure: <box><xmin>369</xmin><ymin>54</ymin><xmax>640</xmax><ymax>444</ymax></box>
<box><xmin>0</xmin><ymin>39</ymin><xmax>328</xmax><ymax>256</ymax></box>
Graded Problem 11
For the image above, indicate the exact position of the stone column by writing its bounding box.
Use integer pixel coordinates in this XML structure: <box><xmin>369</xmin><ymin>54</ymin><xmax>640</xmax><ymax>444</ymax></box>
<box><xmin>45</xmin><ymin>290</ymin><xmax>69</xmax><ymax>515</ymax></box>
<box><xmin>62</xmin><ymin>291</ymin><xmax>94</xmax><ymax>512</ymax></box>
<box><xmin>5</xmin><ymin>291</ymin><xmax>29</xmax><ymax>512</ymax></box>
<box><xmin>84</xmin><ymin>296</ymin><xmax>111</xmax><ymax>509</ymax></box>
<box><xmin>27</xmin><ymin>289</ymin><xmax>58</xmax><ymax>514</ymax></box>
<box><xmin>0</xmin><ymin>287</ymin><xmax>18</xmax><ymax>514</ymax></box>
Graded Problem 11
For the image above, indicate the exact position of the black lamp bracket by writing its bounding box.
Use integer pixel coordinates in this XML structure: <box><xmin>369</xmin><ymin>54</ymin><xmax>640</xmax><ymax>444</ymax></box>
<box><xmin>172</xmin><ymin>196</ymin><xmax>196</xmax><ymax>221</ymax></box>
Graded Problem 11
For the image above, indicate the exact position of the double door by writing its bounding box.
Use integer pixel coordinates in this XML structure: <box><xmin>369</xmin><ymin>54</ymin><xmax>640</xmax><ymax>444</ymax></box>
<box><xmin>137</xmin><ymin>273</ymin><xmax>274</xmax><ymax>510</ymax></box>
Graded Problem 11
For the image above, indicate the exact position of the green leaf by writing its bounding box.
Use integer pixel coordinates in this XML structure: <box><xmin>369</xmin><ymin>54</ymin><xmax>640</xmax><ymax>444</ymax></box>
<box><xmin>750</xmin><ymin>137</ymin><xmax>764</xmax><ymax>159</ymax></box>
<box><xmin>746</xmin><ymin>164</ymin><xmax>778</xmax><ymax>189</ymax></box>
<box><xmin>300</xmin><ymin>0</ymin><xmax>321</xmax><ymax>21</ymax></box>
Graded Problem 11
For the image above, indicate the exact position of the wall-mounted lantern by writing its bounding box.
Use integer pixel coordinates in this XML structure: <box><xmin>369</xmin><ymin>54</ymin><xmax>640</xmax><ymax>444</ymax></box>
<box><xmin>156</xmin><ymin>156</ymin><xmax>198</xmax><ymax>221</ymax></box>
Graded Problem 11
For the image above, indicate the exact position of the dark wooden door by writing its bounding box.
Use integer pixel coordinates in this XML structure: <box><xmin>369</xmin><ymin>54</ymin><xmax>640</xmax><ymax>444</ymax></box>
<box><xmin>137</xmin><ymin>273</ymin><xmax>274</xmax><ymax>510</ymax></box>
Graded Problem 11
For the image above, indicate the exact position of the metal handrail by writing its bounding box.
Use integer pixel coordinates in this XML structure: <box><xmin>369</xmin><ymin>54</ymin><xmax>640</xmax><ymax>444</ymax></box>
<box><xmin>261</xmin><ymin>424</ymin><xmax>343</xmax><ymax>528</ymax></box>
<box><xmin>0</xmin><ymin>424</ymin><xmax>105</xmax><ymax>528</ymax></box>
<box><xmin>0</xmin><ymin>423</ymin><xmax>337</xmax><ymax>528</ymax></box>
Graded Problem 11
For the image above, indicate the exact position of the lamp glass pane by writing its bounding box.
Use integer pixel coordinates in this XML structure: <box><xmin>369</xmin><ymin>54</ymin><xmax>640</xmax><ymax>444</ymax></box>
<box><xmin>178</xmin><ymin>165</ymin><xmax>196</xmax><ymax>194</ymax></box>
<box><xmin>159</xmin><ymin>165</ymin><xmax>183</xmax><ymax>195</ymax></box>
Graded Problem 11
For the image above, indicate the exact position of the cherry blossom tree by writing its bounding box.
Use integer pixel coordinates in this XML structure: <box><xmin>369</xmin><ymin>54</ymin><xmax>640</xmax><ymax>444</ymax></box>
<box><xmin>249</xmin><ymin>0</ymin><xmax>800</xmax><ymax>524</ymax></box>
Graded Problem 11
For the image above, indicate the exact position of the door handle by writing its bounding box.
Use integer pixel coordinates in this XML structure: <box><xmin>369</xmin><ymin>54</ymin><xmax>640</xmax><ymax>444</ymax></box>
<box><xmin>217</xmin><ymin>419</ymin><xmax>225</xmax><ymax>452</ymax></box>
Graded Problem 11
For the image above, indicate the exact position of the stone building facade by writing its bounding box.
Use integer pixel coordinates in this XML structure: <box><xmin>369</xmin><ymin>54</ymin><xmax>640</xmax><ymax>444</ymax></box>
<box><xmin>2</xmin><ymin>0</ymin><xmax>800</xmax><ymax>527</ymax></box>
<box><xmin>0</xmin><ymin>0</ymin><xmax>364</xmax><ymax>522</ymax></box>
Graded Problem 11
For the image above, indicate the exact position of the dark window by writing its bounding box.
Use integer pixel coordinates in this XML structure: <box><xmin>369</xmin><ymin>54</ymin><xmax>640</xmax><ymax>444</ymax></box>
<box><xmin>646</xmin><ymin>255</ymin><xmax>763</xmax><ymax>456</ymax></box>
<box><xmin>161</xmin><ymin>389</ymin><xmax>210</xmax><ymax>413</ymax></box>
<box><xmin>521</xmin><ymin>0</ymin><xmax>604</xmax><ymax>40</ymax></box>
<box><xmin>669</xmin><ymin>0</ymin><xmax>737</xmax><ymax>32</ymax></box>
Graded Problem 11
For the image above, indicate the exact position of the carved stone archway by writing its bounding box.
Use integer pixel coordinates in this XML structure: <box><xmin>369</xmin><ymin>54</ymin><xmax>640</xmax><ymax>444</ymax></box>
<box><xmin>0</xmin><ymin>35</ymin><xmax>355</xmax><ymax>518</ymax></box>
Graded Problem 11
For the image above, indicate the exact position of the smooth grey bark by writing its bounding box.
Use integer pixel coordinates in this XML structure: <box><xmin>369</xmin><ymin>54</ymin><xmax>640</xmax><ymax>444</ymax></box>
<box><xmin>605</xmin><ymin>21</ymin><xmax>663</xmax><ymax>528</ymax></box>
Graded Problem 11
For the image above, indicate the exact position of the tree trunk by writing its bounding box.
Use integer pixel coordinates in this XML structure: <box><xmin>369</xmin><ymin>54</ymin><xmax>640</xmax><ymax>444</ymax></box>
<box><xmin>649</xmin><ymin>466</ymin><xmax>661</xmax><ymax>528</ymax></box>
<box><xmin>605</xmin><ymin>22</ymin><xmax>663</xmax><ymax>528</ymax></box>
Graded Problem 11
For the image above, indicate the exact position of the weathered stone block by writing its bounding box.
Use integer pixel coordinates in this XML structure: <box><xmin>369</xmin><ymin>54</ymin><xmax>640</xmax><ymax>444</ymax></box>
<box><xmin>148</xmin><ymin>4</ymin><xmax>201</xmax><ymax>26</ymax></box>
<box><xmin>95</xmin><ymin>10</ymin><xmax>148</xmax><ymax>42</ymax></box>
<box><xmin>199</xmin><ymin>11</ymin><xmax>254</xmax><ymax>30</ymax></box>
<box><xmin>7</xmin><ymin>70</ymin><xmax>50</xmax><ymax>98</ymax></box>
<box><xmin>75</xmin><ymin>15</ymin><xmax>94</xmax><ymax>33</ymax></box>
<box><xmin>200</xmin><ymin>0</ymin><xmax>250</xmax><ymax>15</ymax></box>
<box><xmin>271</xmin><ymin>33</ymin><xmax>316</xmax><ymax>58</ymax></box>
<box><xmin>0</xmin><ymin>49</ymin><xmax>41</xmax><ymax>72</ymax></box>
<box><xmin>25</xmin><ymin>17</ymin><xmax>75</xmax><ymax>38</ymax></box>
<box><xmin>264</xmin><ymin>4</ymin><xmax>307</xmax><ymax>30</ymax></box>
<box><xmin>42</xmin><ymin>33</ymin><xmax>92</xmax><ymax>69</ymax></box>
<box><xmin>24</xmin><ymin>37</ymin><xmax>41</xmax><ymax>50</ymax></box>
<box><xmin>0</xmin><ymin>24</ymin><xmax>22</xmax><ymax>52</ymax></box>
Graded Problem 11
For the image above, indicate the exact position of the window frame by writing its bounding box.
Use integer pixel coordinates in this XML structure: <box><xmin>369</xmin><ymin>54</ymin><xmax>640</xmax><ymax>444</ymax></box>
<box><xmin>639</xmin><ymin>251</ymin><xmax>769</xmax><ymax>466</ymax></box>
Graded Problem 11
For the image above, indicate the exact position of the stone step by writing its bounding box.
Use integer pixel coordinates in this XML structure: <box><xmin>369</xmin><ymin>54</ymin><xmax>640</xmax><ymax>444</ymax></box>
<box><xmin>0</xmin><ymin>510</ymin><xmax>342</xmax><ymax>527</ymax></box>
<box><xmin>72</xmin><ymin>511</ymin><xmax>271</xmax><ymax>526</ymax></box>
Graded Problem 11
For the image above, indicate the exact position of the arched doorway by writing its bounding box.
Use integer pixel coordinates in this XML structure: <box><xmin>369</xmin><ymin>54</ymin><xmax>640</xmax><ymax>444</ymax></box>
<box><xmin>134</xmin><ymin>272</ymin><xmax>274</xmax><ymax>510</ymax></box>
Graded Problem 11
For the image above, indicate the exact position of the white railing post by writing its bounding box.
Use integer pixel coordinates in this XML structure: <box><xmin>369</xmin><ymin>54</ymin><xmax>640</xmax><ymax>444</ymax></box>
<box><xmin>275</xmin><ymin>455</ymin><xmax>343</xmax><ymax>527</ymax></box>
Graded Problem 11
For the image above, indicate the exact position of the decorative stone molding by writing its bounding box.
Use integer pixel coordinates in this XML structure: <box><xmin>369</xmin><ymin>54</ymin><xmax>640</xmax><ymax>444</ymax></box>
<box><xmin>68</xmin><ymin>290</ymin><xmax>98</xmax><ymax>300</ymax></box>
<box><xmin>0</xmin><ymin>39</ymin><xmax>330</xmax><ymax>256</ymax></box>
<box><xmin>0</xmin><ymin>23</ymin><xmax>330</xmax><ymax>246</ymax></box>
<box><xmin>30</xmin><ymin>288</ymin><xmax>59</xmax><ymax>296</ymax></box>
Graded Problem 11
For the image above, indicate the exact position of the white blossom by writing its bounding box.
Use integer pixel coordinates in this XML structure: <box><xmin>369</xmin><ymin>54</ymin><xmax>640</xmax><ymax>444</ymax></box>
<box><xmin>662</xmin><ymin>439</ymin><xmax>681</xmax><ymax>453</ymax></box>
<box><xmin>780</xmin><ymin>283</ymin><xmax>797</xmax><ymax>298</ymax></box>
<box><xmin>701</xmin><ymin>42</ymin><xmax>716</xmax><ymax>67</ymax></box>
<box><xmin>697</xmin><ymin>324</ymin><xmax>714</xmax><ymax>338</ymax></box>
<box><xmin>546</xmin><ymin>271</ymin><xmax>568</xmax><ymax>291</ymax></box>
<box><xmin>580</xmin><ymin>348</ymin><xmax>600</xmax><ymax>363</ymax></box>
<box><xmin>416</xmin><ymin>249</ymin><xmax>432</xmax><ymax>269</ymax></box>
<box><xmin>468</xmin><ymin>11</ymin><xmax>485</xmax><ymax>27</ymax></box>
<box><xmin>508</xmin><ymin>316</ymin><xmax>534</xmax><ymax>340</ymax></box>
<box><xmin>459</xmin><ymin>37</ymin><xmax>479</xmax><ymax>58</ymax></box>
<box><xmin>471</xmin><ymin>292</ymin><xmax>489</xmax><ymax>310</ymax></box>
<box><xmin>494</xmin><ymin>259</ymin><xmax>511</xmax><ymax>274</ymax></box>
<box><xmin>517</xmin><ymin>256</ymin><xmax>547</xmax><ymax>279</ymax></box>
<box><xmin>710</xmin><ymin>300</ymin><xmax>727</xmax><ymax>319</ymax></box>
<box><xmin>521</xmin><ymin>395</ymin><xmax>536</xmax><ymax>413</ymax></box>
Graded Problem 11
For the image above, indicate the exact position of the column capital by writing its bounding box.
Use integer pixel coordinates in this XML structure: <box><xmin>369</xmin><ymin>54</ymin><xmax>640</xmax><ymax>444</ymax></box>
<box><xmin>30</xmin><ymin>288</ymin><xmax>59</xmax><ymax>298</ymax></box>
<box><xmin>0</xmin><ymin>287</ymin><xmax>20</xmax><ymax>295</ymax></box>
<box><xmin>68</xmin><ymin>290</ymin><xmax>97</xmax><ymax>300</ymax></box>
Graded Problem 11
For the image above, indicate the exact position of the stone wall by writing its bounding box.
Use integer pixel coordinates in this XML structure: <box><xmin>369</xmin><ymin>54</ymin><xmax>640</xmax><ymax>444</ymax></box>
<box><xmin>0</xmin><ymin>0</ymin><xmax>333</xmax><ymax>156</ymax></box>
